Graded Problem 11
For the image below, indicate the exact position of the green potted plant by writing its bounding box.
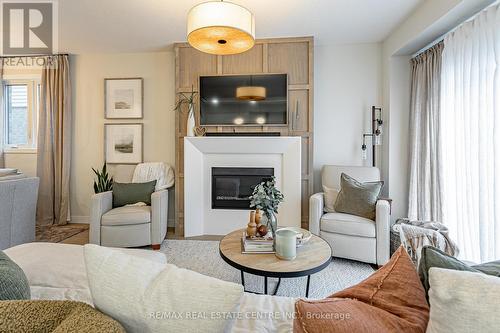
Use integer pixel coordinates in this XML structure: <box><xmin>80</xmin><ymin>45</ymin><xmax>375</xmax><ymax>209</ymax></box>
<box><xmin>249</xmin><ymin>176</ymin><xmax>284</xmax><ymax>239</ymax></box>
<box><xmin>173</xmin><ymin>85</ymin><xmax>198</xmax><ymax>137</ymax></box>
<box><xmin>92</xmin><ymin>162</ymin><xmax>113</xmax><ymax>193</ymax></box>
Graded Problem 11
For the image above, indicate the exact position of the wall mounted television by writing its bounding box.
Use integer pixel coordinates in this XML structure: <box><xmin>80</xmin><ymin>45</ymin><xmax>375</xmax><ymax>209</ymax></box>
<box><xmin>199</xmin><ymin>74</ymin><xmax>288</xmax><ymax>126</ymax></box>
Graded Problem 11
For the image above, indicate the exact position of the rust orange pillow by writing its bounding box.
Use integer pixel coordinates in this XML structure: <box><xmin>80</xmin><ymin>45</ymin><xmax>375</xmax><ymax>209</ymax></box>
<box><xmin>294</xmin><ymin>246</ymin><xmax>429</xmax><ymax>333</ymax></box>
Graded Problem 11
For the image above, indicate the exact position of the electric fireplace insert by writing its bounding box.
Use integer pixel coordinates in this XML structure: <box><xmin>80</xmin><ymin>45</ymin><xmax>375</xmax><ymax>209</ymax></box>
<box><xmin>211</xmin><ymin>167</ymin><xmax>274</xmax><ymax>209</ymax></box>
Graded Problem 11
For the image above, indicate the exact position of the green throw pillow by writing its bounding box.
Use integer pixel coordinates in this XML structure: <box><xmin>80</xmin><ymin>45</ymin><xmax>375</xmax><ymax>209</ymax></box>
<box><xmin>112</xmin><ymin>180</ymin><xmax>157</xmax><ymax>208</ymax></box>
<box><xmin>418</xmin><ymin>246</ymin><xmax>500</xmax><ymax>298</ymax></box>
<box><xmin>472</xmin><ymin>260</ymin><xmax>500</xmax><ymax>277</ymax></box>
<box><xmin>0</xmin><ymin>251</ymin><xmax>30</xmax><ymax>300</ymax></box>
<box><xmin>333</xmin><ymin>173</ymin><xmax>384</xmax><ymax>220</ymax></box>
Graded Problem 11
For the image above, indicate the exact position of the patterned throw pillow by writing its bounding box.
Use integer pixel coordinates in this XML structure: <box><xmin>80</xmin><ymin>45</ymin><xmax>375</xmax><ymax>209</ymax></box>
<box><xmin>333</xmin><ymin>173</ymin><xmax>383</xmax><ymax>220</ymax></box>
<box><xmin>294</xmin><ymin>246</ymin><xmax>429</xmax><ymax>333</ymax></box>
<box><xmin>0</xmin><ymin>251</ymin><xmax>30</xmax><ymax>300</ymax></box>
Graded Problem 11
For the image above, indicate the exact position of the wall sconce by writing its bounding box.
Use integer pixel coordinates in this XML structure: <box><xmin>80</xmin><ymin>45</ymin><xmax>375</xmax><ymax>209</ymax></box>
<box><xmin>361</xmin><ymin>106</ymin><xmax>383</xmax><ymax>166</ymax></box>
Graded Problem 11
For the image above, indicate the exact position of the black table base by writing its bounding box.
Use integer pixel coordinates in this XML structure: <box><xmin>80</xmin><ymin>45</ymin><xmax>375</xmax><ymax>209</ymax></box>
<box><xmin>241</xmin><ymin>271</ymin><xmax>311</xmax><ymax>297</ymax></box>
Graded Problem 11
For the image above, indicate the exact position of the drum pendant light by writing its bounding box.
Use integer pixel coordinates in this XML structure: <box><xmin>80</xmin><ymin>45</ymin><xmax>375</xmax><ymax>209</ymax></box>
<box><xmin>187</xmin><ymin>1</ymin><xmax>255</xmax><ymax>55</ymax></box>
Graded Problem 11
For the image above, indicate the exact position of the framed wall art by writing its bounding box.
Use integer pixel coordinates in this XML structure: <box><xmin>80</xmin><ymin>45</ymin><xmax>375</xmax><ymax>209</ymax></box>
<box><xmin>104</xmin><ymin>123</ymin><xmax>143</xmax><ymax>164</ymax></box>
<box><xmin>105</xmin><ymin>78</ymin><xmax>143</xmax><ymax>119</ymax></box>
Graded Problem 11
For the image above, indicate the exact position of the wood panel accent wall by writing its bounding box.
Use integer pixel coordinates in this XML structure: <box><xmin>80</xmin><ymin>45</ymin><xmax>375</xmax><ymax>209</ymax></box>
<box><xmin>174</xmin><ymin>37</ymin><xmax>314</xmax><ymax>236</ymax></box>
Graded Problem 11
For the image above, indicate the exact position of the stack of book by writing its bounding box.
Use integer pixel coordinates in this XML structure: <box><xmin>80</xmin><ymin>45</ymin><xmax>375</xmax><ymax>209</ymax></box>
<box><xmin>241</xmin><ymin>232</ymin><xmax>274</xmax><ymax>254</ymax></box>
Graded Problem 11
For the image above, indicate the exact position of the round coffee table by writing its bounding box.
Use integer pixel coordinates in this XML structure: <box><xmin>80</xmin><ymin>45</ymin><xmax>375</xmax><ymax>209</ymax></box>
<box><xmin>219</xmin><ymin>229</ymin><xmax>332</xmax><ymax>297</ymax></box>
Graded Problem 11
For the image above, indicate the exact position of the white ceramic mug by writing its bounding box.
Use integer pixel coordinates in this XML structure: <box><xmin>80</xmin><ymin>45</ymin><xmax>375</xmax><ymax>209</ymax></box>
<box><xmin>275</xmin><ymin>229</ymin><xmax>298</xmax><ymax>260</ymax></box>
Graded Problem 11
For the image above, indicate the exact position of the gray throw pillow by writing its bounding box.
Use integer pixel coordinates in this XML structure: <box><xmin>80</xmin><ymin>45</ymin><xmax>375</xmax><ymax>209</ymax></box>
<box><xmin>0</xmin><ymin>251</ymin><xmax>30</xmax><ymax>300</ymax></box>
<box><xmin>333</xmin><ymin>173</ymin><xmax>383</xmax><ymax>220</ymax></box>
<box><xmin>418</xmin><ymin>245</ymin><xmax>500</xmax><ymax>299</ymax></box>
<box><xmin>112</xmin><ymin>180</ymin><xmax>157</xmax><ymax>208</ymax></box>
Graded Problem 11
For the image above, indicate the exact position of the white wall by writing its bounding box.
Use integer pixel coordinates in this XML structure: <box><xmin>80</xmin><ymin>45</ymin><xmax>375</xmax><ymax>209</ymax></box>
<box><xmin>70</xmin><ymin>52</ymin><xmax>176</xmax><ymax>223</ymax></box>
<box><xmin>313</xmin><ymin>43</ymin><xmax>382</xmax><ymax>191</ymax></box>
<box><xmin>4</xmin><ymin>151</ymin><xmax>37</xmax><ymax>177</ymax></box>
<box><xmin>385</xmin><ymin>56</ymin><xmax>411</xmax><ymax>219</ymax></box>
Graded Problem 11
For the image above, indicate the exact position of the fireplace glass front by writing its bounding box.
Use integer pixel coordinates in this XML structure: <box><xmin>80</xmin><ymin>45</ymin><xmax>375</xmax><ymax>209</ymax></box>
<box><xmin>211</xmin><ymin>167</ymin><xmax>274</xmax><ymax>209</ymax></box>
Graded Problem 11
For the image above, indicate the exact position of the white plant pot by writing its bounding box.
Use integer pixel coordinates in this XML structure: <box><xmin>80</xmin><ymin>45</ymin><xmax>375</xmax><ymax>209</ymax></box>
<box><xmin>186</xmin><ymin>105</ymin><xmax>195</xmax><ymax>137</ymax></box>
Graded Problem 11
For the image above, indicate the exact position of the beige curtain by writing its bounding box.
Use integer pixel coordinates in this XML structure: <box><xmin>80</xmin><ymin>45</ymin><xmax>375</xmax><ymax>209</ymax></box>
<box><xmin>36</xmin><ymin>55</ymin><xmax>72</xmax><ymax>226</ymax></box>
<box><xmin>408</xmin><ymin>42</ymin><xmax>444</xmax><ymax>222</ymax></box>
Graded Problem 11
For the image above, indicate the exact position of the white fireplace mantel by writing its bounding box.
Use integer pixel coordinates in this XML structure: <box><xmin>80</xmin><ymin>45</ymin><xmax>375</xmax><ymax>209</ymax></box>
<box><xmin>184</xmin><ymin>136</ymin><xmax>301</xmax><ymax>237</ymax></box>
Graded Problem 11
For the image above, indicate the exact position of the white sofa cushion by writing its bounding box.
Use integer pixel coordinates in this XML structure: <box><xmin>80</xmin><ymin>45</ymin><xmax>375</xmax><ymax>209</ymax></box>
<box><xmin>5</xmin><ymin>242</ymin><xmax>166</xmax><ymax>305</ymax></box>
<box><xmin>231</xmin><ymin>293</ymin><xmax>296</xmax><ymax>332</ymax></box>
<box><xmin>84</xmin><ymin>244</ymin><xmax>244</xmax><ymax>333</ymax></box>
<box><xmin>320</xmin><ymin>212</ymin><xmax>376</xmax><ymax>238</ymax></box>
<box><xmin>101</xmin><ymin>206</ymin><xmax>151</xmax><ymax>226</ymax></box>
<box><xmin>5</xmin><ymin>243</ymin><xmax>92</xmax><ymax>303</ymax></box>
<box><xmin>427</xmin><ymin>268</ymin><xmax>500</xmax><ymax>333</ymax></box>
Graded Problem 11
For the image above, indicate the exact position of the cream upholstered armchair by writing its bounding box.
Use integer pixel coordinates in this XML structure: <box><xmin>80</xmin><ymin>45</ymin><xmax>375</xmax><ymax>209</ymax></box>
<box><xmin>309</xmin><ymin>165</ymin><xmax>390</xmax><ymax>266</ymax></box>
<box><xmin>90</xmin><ymin>163</ymin><xmax>173</xmax><ymax>250</ymax></box>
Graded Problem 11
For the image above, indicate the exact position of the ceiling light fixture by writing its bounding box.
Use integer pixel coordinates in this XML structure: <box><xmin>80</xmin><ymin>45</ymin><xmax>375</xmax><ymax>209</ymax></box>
<box><xmin>187</xmin><ymin>1</ymin><xmax>255</xmax><ymax>55</ymax></box>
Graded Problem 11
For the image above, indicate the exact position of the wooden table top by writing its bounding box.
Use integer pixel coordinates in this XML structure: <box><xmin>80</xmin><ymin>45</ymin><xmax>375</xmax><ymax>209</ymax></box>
<box><xmin>219</xmin><ymin>229</ymin><xmax>332</xmax><ymax>278</ymax></box>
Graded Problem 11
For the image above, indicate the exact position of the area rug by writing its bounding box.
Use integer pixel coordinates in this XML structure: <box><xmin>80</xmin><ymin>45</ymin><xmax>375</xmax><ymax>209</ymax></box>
<box><xmin>161</xmin><ymin>239</ymin><xmax>374</xmax><ymax>299</ymax></box>
<box><xmin>35</xmin><ymin>225</ymin><xmax>89</xmax><ymax>243</ymax></box>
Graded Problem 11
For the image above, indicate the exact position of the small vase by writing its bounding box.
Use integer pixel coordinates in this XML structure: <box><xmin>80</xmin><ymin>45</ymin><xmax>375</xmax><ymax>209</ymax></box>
<box><xmin>246</xmin><ymin>221</ymin><xmax>257</xmax><ymax>237</ymax></box>
<box><xmin>264</xmin><ymin>210</ymin><xmax>278</xmax><ymax>240</ymax></box>
<box><xmin>186</xmin><ymin>104</ymin><xmax>195</xmax><ymax>137</ymax></box>
<box><xmin>255</xmin><ymin>209</ymin><xmax>262</xmax><ymax>229</ymax></box>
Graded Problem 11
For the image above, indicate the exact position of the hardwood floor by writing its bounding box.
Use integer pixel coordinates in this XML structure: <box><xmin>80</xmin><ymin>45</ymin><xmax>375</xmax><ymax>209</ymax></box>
<box><xmin>61</xmin><ymin>225</ymin><xmax>222</xmax><ymax>246</ymax></box>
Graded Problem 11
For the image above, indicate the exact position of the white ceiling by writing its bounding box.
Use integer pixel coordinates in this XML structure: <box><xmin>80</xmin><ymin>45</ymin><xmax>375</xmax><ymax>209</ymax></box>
<box><xmin>58</xmin><ymin>0</ymin><xmax>424</xmax><ymax>54</ymax></box>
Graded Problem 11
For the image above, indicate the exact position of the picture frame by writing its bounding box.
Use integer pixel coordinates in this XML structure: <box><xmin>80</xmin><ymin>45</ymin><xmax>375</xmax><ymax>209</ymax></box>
<box><xmin>104</xmin><ymin>123</ymin><xmax>143</xmax><ymax>164</ymax></box>
<box><xmin>105</xmin><ymin>78</ymin><xmax>143</xmax><ymax>119</ymax></box>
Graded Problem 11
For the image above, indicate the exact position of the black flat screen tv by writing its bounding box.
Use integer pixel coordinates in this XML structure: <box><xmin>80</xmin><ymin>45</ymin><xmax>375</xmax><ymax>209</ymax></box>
<box><xmin>199</xmin><ymin>74</ymin><xmax>287</xmax><ymax>126</ymax></box>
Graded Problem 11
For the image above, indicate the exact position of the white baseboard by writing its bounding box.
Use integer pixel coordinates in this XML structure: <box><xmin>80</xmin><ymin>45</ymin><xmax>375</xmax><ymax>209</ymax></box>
<box><xmin>70</xmin><ymin>216</ymin><xmax>90</xmax><ymax>224</ymax></box>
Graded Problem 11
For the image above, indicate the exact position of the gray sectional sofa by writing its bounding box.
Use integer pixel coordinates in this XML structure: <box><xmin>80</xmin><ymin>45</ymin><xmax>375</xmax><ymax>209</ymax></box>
<box><xmin>0</xmin><ymin>177</ymin><xmax>39</xmax><ymax>250</ymax></box>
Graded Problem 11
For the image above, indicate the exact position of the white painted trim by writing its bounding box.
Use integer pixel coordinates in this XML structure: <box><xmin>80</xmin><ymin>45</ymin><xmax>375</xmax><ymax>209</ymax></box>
<box><xmin>3</xmin><ymin>74</ymin><xmax>41</xmax><ymax>80</ymax></box>
<box><xmin>4</xmin><ymin>148</ymin><xmax>37</xmax><ymax>154</ymax></box>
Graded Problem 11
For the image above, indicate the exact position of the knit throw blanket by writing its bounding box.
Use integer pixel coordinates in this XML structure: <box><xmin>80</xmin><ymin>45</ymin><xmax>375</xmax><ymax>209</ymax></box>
<box><xmin>393</xmin><ymin>219</ymin><xmax>459</xmax><ymax>263</ymax></box>
<box><xmin>0</xmin><ymin>300</ymin><xmax>125</xmax><ymax>332</ymax></box>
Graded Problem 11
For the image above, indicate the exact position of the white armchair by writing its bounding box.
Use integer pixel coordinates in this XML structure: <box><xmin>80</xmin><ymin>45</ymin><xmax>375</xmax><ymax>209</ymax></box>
<box><xmin>310</xmin><ymin>165</ymin><xmax>390</xmax><ymax>266</ymax></box>
<box><xmin>90</xmin><ymin>163</ymin><xmax>172</xmax><ymax>250</ymax></box>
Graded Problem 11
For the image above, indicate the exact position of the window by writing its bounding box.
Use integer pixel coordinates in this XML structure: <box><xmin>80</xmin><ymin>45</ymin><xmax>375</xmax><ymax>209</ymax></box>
<box><xmin>3</xmin><ymin>79</ymin><xmax>40</xmax><ymax>149</ymax></box>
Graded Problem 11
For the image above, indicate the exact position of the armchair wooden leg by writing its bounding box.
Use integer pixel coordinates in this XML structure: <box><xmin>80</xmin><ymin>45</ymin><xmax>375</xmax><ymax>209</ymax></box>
<box><xmin>151</xmin><ymin>244</ymin><xmax>161</xmax><ymax>250</ymax></box>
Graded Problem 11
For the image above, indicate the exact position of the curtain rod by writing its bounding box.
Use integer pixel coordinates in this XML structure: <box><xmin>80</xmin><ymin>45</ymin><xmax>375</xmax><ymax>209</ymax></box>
<box><xmin>412</xmin><ymin>0</ymin><xmax>499</xmax><ymax>58</ymax></box>
<box><xmin>0</xmin><ymin>54</ymin><xmax>69</xmax><ymax>59</ymax></box>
